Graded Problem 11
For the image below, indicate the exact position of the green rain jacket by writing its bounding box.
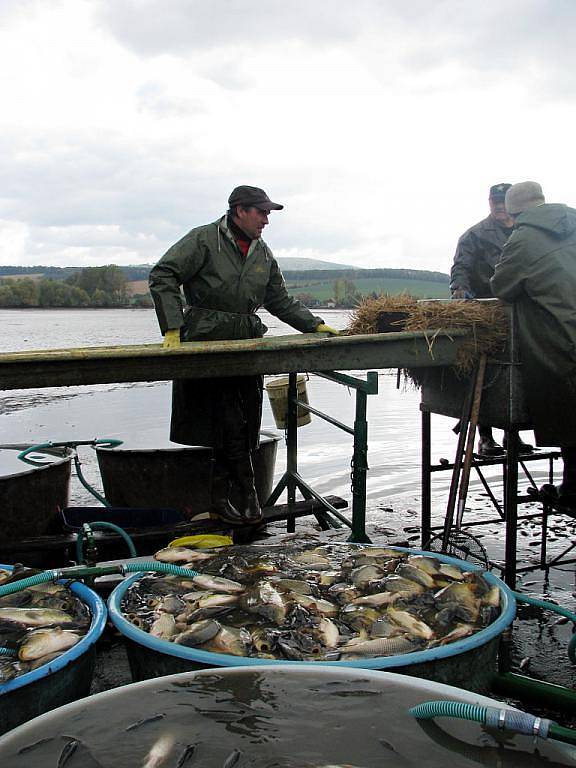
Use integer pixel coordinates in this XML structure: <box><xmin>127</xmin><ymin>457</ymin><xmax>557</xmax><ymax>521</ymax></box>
<box><xmin>450</xmin><ymin>215</ymin><xmax>513</xmax><ymax>298</ymax></box>
<box><xmin>149</xmin><ymin>216</ymin><xmax>323</xmax><ymax>448</ymax></box>
<box><xmin>490</xmin><ymin>204</ymin><xmax>576</xmax><ymax>446</ymax></box>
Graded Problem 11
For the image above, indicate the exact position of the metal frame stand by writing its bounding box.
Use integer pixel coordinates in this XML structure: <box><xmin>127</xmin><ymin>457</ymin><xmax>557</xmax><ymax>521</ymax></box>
<box><xmin>421</xmin><ymin>407</ymin><xmax>562</xmax><ymax>588</ymax></box>
<box><xmin>265</xmin><ymin>370</ymin><xmax>378</xmax><ymax>543</ymax></box>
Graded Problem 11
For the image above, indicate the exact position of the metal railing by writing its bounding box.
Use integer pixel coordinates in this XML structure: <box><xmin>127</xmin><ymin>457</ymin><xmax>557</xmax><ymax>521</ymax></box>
<box><xmin>265</xmin><ymin>370</ymin><xmax>379</xmax><ymax>543</ymax></box>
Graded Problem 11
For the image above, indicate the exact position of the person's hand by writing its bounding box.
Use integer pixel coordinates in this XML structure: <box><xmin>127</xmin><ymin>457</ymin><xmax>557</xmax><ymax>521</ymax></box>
<box><xmin>451</xmin><ymin>289</ymin><xmax>467</xmax><ymax>299</ymax></box>
<box><xmin>315</xmin><ymin>323</ymin><xmax>340</xmax><ymax>336</ymax></box>
<box><xmin>163</xmin><ymin>329</ymin><xmax>181</xmax><ymax>348</ymax></box>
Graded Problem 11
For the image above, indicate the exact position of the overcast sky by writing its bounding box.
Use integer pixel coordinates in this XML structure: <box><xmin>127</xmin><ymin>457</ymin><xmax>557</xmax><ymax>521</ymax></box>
<box><xmin>1</xmin><ymin>0</ymin><xmax>575</xmax><ymax>274</ymax></box>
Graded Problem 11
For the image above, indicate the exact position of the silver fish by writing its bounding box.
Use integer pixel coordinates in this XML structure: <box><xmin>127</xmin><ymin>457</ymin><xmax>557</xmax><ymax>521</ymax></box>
<box><xmin>175</xmin><ymin>619</ymin><xmax>221</xmax><ymax>647</ymax></box>
<box><xmin>149</xmin><ymin>613</ymin><xmax>177</xmax><ymax>640</ymax></box>
<box><xmin>19</xmin><ymin>627</ymin><xmax>81</xmax><ymax>661</ymax></box>
<box><xmin>0</xmin><ymin>607</ymin><xmax>76</xmax><ymax>627</ymax></box>
<box><xmin>341</xmin><ymin>635</ymin><xmax>422</xmax><ymax>657</ymax></box>
<box><xmin>387</xmin><ymin>607</ymin><xmax>435</xmax><ymax>640</ymax></box>
<box><xmin>192</xmin><ymin>575</ymin><xmax>244</xmax><ymax>594</ymax></box>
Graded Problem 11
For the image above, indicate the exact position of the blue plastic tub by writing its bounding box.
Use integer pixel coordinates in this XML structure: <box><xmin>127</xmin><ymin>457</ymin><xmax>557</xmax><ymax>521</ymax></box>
<box><xmin>108</xmin><ymin>547</ymin><xmax>516</xmax><ymax>693</ymax></box>
<box><xmin>0</xmin><ymin>565</ymin><xmax>107</xmax><ymax>735</ymax></box>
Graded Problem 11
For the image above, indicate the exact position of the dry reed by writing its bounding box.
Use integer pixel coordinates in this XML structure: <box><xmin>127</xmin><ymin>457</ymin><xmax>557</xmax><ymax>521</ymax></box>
<box><xmin>347</xmin><ymin>295</ymin><xmax>508</xmax><ymax>374</ymax></box>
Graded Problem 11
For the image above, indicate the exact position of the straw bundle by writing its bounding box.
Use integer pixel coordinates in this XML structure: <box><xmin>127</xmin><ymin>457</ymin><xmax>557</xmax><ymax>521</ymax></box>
<box><xmin>347</xmin><ymin>294</ymin><xmax>508</xmax><ymax>375</ymax></box>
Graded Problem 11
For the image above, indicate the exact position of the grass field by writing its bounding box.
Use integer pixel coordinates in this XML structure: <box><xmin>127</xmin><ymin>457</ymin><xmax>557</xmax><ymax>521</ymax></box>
<box><xmin>285</xmin><ymin>276</ymin><xmax>450</xmax><ymax>300</ymax></box>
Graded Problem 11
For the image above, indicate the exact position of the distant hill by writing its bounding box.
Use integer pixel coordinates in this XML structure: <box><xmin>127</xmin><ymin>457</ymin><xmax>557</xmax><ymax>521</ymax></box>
<box><xmin>277</xmin><ymin>257</ymin><xmax>357</xmax><ymax>270</ymax></box>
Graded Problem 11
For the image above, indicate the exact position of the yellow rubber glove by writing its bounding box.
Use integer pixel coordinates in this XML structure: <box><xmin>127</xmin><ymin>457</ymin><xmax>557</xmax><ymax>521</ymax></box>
<box><xmin>163</xmin><ymin>329</ymin><xmax>181</xmax><ymax>348</ymax></box>
<box><xmin>315</xmin><ymin>323</ymin><xmax>340</xmax><ymax>336</ymax></box>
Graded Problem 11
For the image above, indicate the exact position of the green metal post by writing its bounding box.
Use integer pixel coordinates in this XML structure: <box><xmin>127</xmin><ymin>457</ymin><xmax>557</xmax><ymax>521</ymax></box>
<box><xmin>349</xmin><ymin>376</ymin><xmax>375</xmax><ymax>543</ymax></box>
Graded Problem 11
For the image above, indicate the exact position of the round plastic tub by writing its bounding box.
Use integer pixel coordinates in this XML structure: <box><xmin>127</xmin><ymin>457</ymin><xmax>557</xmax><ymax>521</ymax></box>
<box><xmin>0</xmin><ymin>446</ymin><xmax>72</xmax><ymax>545</ymax></box>
<box><xmin>0</xmin><ymin>666</ymin><xmax>572</xmax><ymax>766</ymax></box>
<box><xmin>96</xmin><ymin>430</ymin><xmax>281</xmax><ymax>516</ymax></box>
<box><xmin>108</xmin><ymin>547</ymin><xmax>516</xmax><ymax>693</ymax></box>
<box><xmin>0</xmin><ymin>565</ymin><xmax>107</xmax><ymax>735</ymax></box>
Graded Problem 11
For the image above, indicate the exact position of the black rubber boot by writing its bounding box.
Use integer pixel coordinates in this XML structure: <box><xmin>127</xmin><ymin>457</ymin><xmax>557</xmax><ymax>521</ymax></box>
<box><xmin>560</xmin><ymin>447</ymin><xmax>576</xmax><ymax>506</ymax></box>
<box><xmin>231</xmin><ymin>454</ymin><xmax>263</xmax><ymax>525</ymax></box>
<box><xmin>211</xmin><ymin>460</ymin><xmax>245</xmax><ymax>525</ymax></box>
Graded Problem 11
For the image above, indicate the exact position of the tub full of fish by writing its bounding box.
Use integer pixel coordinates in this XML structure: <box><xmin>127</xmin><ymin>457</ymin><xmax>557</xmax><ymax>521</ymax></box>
<box><xmin>0</xmin><ymin>564</ymin><xmax>107</xmax><ymax>735</ymax></box>
<box><xmin>108</xmin><ymin>543</ymin><xmax>515</xmax><ymax>692</ymax></box>
<box><xmin>0</xmin><ymin>666</ymin><xmax>573</xmax><ymax>767</ymax></box>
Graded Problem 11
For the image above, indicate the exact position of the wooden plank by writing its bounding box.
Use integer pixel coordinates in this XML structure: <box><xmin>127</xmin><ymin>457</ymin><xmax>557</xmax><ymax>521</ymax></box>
<box><xmin>0</xmin><ymin>330</ymin><xmax>469</xmax><ymax>390</ymax></box>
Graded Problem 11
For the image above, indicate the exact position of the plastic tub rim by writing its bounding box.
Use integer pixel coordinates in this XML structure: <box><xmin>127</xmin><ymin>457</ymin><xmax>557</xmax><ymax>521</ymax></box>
<box><xmin>0</xmin><ymin>665</ymin><xmax>523</xmax><ymax>748</ymax></box>
<box><xmin>107</xmin><ymin>546</ymin><xmax>516</xmax><ymax>670</ymax></box>
<box><xmin>0</xmin><ymin>447</ymin><xmax>73</xmax><ymax>482</ymax></box>
<box><xmin>0</xmin><ymin>565</ymin><xmax>107</xmax><ymax>696</ymax></box>
<box><xmin>95</xmin><ymin>429</ymin><xmax>282</xmax><ymax>455</ymax></box>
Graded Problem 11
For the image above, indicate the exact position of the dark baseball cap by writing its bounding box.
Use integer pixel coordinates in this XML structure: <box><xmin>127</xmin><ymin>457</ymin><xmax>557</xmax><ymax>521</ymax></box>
<box><xmin>228</xmin><ymin>185</ymin><xmax>284</xmax><ymax>211</ymax></box>
<box><xmin>489</xmin><ymin>183</ymin><xmax>512</xmax><ymax>200</ymax></box>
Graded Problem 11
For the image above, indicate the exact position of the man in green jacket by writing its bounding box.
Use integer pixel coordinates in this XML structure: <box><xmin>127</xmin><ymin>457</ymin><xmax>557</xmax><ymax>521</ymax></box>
<box><xmin>149</xmin><ymin>185</ymin><xmax>337</xmax><ymax>526</ymax></box>
<box><xmin>491</xmin><ymin>181</ymin><xmax>576</xmax><ymax>505</ymax></box>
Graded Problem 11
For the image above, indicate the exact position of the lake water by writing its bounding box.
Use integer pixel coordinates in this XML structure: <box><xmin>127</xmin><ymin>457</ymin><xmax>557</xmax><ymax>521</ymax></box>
<box><xmin>1</xmin><ymin>308</ymin><xmax>576</xmax><ymax>705</ymax></box>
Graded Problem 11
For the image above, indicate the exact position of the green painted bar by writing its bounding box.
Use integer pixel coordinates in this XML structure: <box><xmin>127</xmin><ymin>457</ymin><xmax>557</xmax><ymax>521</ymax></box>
<box><xmin>0</xmin><ymin>330</ymin><xmax>469</xmax><ymax>390</ymax></box>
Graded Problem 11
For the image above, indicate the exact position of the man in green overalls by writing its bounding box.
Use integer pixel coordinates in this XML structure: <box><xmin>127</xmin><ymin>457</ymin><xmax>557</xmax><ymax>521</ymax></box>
<box><xmin>149</xmin><ymin>186</ymin><xmax>337</xmax><ymax>526</ymax></box>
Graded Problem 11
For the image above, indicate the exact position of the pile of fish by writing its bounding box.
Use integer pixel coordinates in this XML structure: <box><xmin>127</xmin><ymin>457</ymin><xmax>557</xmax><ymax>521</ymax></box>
<box><xmin>121</xmin><ymin>543</ymin><xmax>501</xmax><ymax>661</ymax></box>
<box><xmin>0</xmin><ymin>568</ymin><xmax>91</xmax><ymax>684</ymax></box>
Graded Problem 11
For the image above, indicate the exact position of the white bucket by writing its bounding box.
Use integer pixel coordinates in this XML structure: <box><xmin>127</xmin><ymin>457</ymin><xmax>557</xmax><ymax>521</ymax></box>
<box><xmin>265</xmin><ymin>374</ymin><xmax>311</xmax><ymax>429</ymax></box>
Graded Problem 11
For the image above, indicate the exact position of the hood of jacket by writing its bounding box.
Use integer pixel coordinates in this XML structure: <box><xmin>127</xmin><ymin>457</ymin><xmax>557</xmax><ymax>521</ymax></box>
<box><xmin>516</xmin><ymin>203</ymin><xmax>576</xmax><ymax>240</ymax></box>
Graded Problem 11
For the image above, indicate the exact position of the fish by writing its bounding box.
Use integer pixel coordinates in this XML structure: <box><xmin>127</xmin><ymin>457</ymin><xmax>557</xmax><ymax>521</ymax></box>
<box><xmin>395</xmin><ymin>563</ymin><xmax>436</xmax><ymax>589</ymax></box>
<box><xmin>271</xmin><ymin>578</ymin><xmax>313</xmax><ymax>595</ymax></box>
<box><xmin>192</xmin><ymin>575</ymin><xmax>244</xmax><ymax>594</ymax></box>
<box><xmin>149</xmin><ymin>614</ymin><xmax>177</xmax><ymax>640</ymax></box>
<box><xmin>154</xmin><ymin>547</ymin><xmax>214</xmax><ymax>564</ymax></box>
<box><xmin>142</xmin><ymin>734</ymin><xmax>176</xmax><ymax>768</ymax></box>
<box><xmin>341</xmin><ymin>635</ymin><xmax>422</xmax><ymax>657</ymax></box>
<box><xmin>351</xmin><ymin>564</ymin><xmax>385</xmax><ymax>587</ymax></box>
<box><xmin>121</xmin><ymin>541</ymin><xmax>499</xmax><ymax>663</ymax></box>
<box><xmin>175</xmin><ymin>619</ymin><xmax>221</xmax><ymax>647</ymax></box>
<box><xmin>240</xmin><ymin>582</ymin><xmax>287</xmax><ymax>624</ymax></box>
<box><xmin>175</xmin><ymin>744</ymin><xmax>197</xmax><ymax>768</ymax></box>
<box><xmin>222</xmin><ymin>749</ymin><xmax>242</xmax><ymax>768</ymax></box>
<box><xmin>125</xmin><ymin>713</ymin><xmax>166</xmax><ymax>732</ymax></box>
<box><xmin>386</xmin><ymin>608</ymin><xmax>435</xmax><ymax>641</ymax></box>
<box><xmin>202</xmin><ymin>625</ymin><xmax>251</xmax><ymax>656</ymax></box>
<box><xmin>18</xmin><ymin>627</ymin><xmax>81</xmax><ymax>660</ymax></box>
<box><xmin>0</xmin><ymin>607</ymin><xmax>76</xmax><ymax>627</ymax></box>
<box><xmin>291</xmin><ymin>593</ymin><xmax>338</xmax><ymax>618</ymax></box>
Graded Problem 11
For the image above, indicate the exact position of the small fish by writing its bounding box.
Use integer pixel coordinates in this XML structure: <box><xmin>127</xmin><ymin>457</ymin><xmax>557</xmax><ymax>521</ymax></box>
<box><xmin>271</xmin><ymin>578</ymin><xmax>313</xmax><ymax>595</ymax></box>
<box><xmin>57</xmin><ymin>739</ymin><xmax>79</xmax><ymax>768</ymax></box>
<box><xmin>383</xmin><ymin>576</ymin><xmax>424</xmax><ymax>595</ymax></box>
<box><xmin>222</xmin><ymin>749</ymin><xmax>242</xmax><ymax>768</ymax></box>
<box><xmin>126</xmin><ymin>713</ymin><xmax>166</xmax><ymax>732</ymax></box>
<box><xmin>430</xmin><ymin>623</ymin><xmax>475</xmax><ymax>647</ymax></box>
<box><xmin>175</xmin><ymin>744</ymin><xmax>197</xmax><ymax>768</ymax></box>
<box><xmin>351</xmin><ymin>591</ymin><xmax>400</xmax><ymax>607</ymax></box>
<box><xmin>142</xmin><ymin>734</ymin><xmax>176</xmax><ymax>768</ymax></box>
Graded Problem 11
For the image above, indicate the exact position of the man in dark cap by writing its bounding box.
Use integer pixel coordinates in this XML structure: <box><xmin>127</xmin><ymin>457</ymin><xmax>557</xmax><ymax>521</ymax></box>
<box><xmin>492</xmin><ymin>182</ymin><xmax>576</xmax><ymax>506</ymax></box>
<box><xmin>450</xmin><ymin>183</ymin><xmax>533</xmax><ymax>457</ymax></box>
<box><xmin>149</xmin><ymin>186</ymin><xmax>338</xmax><ymax>527</ymax></box>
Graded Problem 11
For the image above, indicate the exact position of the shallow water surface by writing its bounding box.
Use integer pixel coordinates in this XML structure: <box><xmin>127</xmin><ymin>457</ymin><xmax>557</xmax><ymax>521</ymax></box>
<box><xmin>0</xmin><ymin>668</ymin><xmax>573</xmax><ymax>767</ymax></box>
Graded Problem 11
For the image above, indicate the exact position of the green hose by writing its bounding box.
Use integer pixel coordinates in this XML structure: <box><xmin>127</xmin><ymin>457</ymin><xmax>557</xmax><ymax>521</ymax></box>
<box><xmin>76</xmin><ymin>521</ymin><xmax>137</xmax><ymax>562</ymax></box>
<box><xmin>0</xmin><ymin>647</ymin><xmax>17</xmax><ymax>658</ymax></box>
<box><xmin>0</xmin><ymin>562</ymin><xmax>199</xmax><ymax>599</ymax></box>
<box><xmin>409</xmin><ymin>699</ymin><xmax>576</xmax><ymax>746</ymax></box>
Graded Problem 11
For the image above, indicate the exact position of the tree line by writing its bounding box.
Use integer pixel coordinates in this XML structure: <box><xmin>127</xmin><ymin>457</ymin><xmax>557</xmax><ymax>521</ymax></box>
<box><xmin>0</xmin><ymin>266</ymin><xmax>152</xmax><ymax>308</ymax></box>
